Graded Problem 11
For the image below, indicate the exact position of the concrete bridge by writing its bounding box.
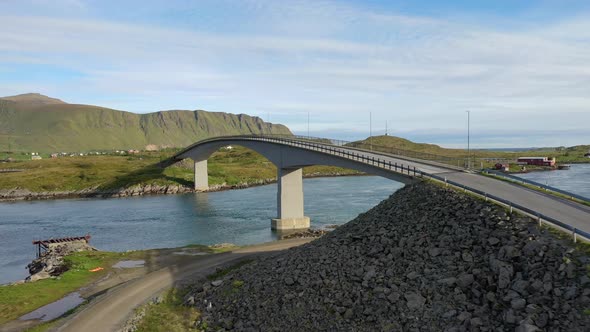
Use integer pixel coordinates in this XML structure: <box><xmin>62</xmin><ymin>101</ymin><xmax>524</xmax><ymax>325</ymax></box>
<box><xmin>171</xmin><ymin>135</ymin><xmax>590</xmax><ymax>237</ymax></box>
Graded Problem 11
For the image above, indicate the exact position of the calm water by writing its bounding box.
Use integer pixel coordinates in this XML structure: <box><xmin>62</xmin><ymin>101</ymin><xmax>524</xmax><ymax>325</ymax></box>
<box><xmin>514</xmin><ymin>163</ymin><xmax>590</xmax><ymax>198</ymax></box>
<box><xmin>0</xmin><ymin>176</ymin><xmax>403</xmax><ymax>284</ymax></box>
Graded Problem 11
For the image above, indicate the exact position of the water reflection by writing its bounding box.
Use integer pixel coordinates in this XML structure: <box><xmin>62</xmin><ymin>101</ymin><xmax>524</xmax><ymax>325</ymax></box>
<box><xmin>19</xmin><ymin>292</ymin><xmax>84</xmax><ymax>322</ymax></box>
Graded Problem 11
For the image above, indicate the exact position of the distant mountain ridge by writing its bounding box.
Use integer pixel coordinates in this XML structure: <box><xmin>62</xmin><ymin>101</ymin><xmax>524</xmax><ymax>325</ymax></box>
<box><xmin>0</xmin><ymin>93</ymin><xmax>292</xmax><ymax>152</ymax></box>
<box><xmin>1</xmin><ymin>93</ymin><xmax>65</xmax><ymax>105</ymax></box>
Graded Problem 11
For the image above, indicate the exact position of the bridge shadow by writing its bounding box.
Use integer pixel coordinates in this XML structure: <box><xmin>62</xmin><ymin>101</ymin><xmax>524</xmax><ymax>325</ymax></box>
<box><xmin>97</xmin><ymin>162</ymin><xmax>192</xmax><ymax>192</ymax></box>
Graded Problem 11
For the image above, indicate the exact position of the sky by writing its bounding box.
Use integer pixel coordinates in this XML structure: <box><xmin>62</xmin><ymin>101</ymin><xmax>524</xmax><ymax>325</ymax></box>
<box><xmin>1</xmin><ymin>0</ymin><xmax>590</xmax><ymax>148</ymax></box>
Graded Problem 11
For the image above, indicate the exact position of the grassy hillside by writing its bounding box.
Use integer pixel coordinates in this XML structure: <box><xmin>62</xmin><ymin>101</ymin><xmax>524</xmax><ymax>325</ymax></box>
<box><xmin>0</xmin><ymin>146</ymin><xmax>359</xmax><ymax>193</ymax></box>
<box><xmin>353</xmin><ymin>135</ymin><xmax>590</xmax><ymax>164</ymax></box>
<box><xmin>0</xmin><ymin>94</ymin><xmax>292</xmax><ymax>153</ymax></box>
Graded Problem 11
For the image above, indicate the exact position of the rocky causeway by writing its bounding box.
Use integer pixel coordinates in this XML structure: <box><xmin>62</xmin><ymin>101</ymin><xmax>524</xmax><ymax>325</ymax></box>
<box><xmin>185</xmin><ymin>182</ymin><xmax>590</xmax><ymax>331</ymax></box>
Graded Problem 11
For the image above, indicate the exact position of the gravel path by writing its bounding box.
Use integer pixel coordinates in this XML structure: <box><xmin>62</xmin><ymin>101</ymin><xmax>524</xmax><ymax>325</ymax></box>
<box><xmin>53</xmin><ymin>238</ymin><xmax>312</xmax><ymax>332</ymax></box>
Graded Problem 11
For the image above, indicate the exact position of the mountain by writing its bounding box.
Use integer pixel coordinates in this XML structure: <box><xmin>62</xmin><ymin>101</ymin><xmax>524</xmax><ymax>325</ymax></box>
<box><xmin>0</xmin><ymin>93</ymin><xmax>65</xmax><ymax>106</ymax></box>
<box><xmin>0</xmin><ymin>93</ymin><xmax>292</xmax><ymax>152</ymax></box>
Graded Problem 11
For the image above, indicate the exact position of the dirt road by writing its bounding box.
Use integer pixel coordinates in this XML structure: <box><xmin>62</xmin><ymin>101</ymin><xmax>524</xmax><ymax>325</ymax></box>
<box><xmin>54</xmin><ymin>238</ymin><xmax>312</xmax><ymax>332</ymax></box>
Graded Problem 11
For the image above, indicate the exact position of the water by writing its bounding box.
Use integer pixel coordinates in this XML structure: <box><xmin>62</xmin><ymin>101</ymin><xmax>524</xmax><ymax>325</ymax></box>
<box><xmin>112</xmin><ymin>260</ymin><xmax>145</xmax><ymax>268</ymax></box>
<box><xmin>0</xmin><ymin>176</ymin><xmax>403</xmax><ymax>284</ymax></box>
<box><xmin>18</xmin><ymin>292</ymin><xmax>84</xmax><ymax>322</ymax></box>
<box><xmin>513</xmin><ymin>164</ymin><xmax>590</xmax><ymax>198</ymax></box>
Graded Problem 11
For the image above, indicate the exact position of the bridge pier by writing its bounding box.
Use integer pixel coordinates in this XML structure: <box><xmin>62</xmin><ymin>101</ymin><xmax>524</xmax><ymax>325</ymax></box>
<box><xmin>271</xmin><ymin>167</ymin><xmax>310</xmax><ymax>230</ymax></box>
<box><xmin>194</xmin><ymin>159</ymin><xmax>209</xmax><ymax>191</ymax></box>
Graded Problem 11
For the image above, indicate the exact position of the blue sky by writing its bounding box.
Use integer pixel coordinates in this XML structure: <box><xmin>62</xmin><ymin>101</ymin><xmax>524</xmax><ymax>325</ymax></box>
<box><xmin>1</xmin><ymin>0</ymin><xmax>590</xmax><ymax>148</ymax></box>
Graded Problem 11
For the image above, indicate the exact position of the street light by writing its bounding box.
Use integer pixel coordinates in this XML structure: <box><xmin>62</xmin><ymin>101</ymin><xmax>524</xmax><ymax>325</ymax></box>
<box><xmin>466</xmin><ymin>110</ymin><xmax>470</xmax><ymax>169</ymax></box>
<box><xmin>307</xmin><ymin>112</ymin><xmax>310</xmax><ymax>138</ymax></box>
<box><xmin>369</xmin><ymin>112</ymin><xmax>373</xmax><ymax>151</ymax></box>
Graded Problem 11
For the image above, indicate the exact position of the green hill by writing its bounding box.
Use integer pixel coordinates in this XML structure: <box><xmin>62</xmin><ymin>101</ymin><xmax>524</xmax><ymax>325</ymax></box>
<box><xmin>0</xmin><ymin>93</ymin><xmax>292</xmax><ymax>153</ymax></box>
<box><xmin>353</xmin><ymin>135</ymin><xmax>590</xmax><ymax>164</ymax></box>
<box><xmin>353</xmin><ymin>135</ymin><xmax>469</xmax><ymax>156</ymax></box>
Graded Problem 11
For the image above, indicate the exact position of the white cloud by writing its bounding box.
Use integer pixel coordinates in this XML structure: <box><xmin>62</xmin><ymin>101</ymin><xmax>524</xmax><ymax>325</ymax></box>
<box><xmin>0</xmin><ymin>1</ymin><xmax>589</xmax><ymax>147</ymax></box>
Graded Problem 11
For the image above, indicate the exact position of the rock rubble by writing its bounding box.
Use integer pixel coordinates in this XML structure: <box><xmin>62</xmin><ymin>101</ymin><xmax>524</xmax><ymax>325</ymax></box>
<box><xmin>0</xmin><ymin>184</ymin><xmax>194</xmax><ymax>201</ymax></box>
<box><xmin>187</xmin><ymin>182</ymin><xmax>590</xmax><ymax>331</ymax></box>
<box><xmin>26</xmin><ymin>241</ymin><xmax>96</xmax><ymax>282</ymax></box>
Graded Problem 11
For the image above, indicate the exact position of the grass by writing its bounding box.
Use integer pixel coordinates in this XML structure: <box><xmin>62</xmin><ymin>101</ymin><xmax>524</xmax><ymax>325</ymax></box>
<box><xmin>206</xmin><ymin>259</ymin><xmax>253</xmax><ymax>281</ymax></box>
<box><xmin>1</xmin><ymin>136</ymin><xmax>586</xmax><ymax>195</ymax></box>
<box><xmin>133</xmin><ymin>260</ymin><xmax>254</xmax><ymax>331</ymax></box>
<box><xmin>480</xmin><ymin>172</ymin><xmax>590</xmax><ymax>207</ymax></box>
<box><xmin>0</xmin><ymin>250</ymin><xmax>144</xmax><ymax>325</ymax></box>
<box><xmin>132</xmin><ymin>288</ymin><xmax>201</xmax><ymax>332</ymax></box>
<box><xmin>0</xmin><ymin>146</ymin><xmax>360</xmax><ymax>193</ymax></box>
<box><xmin>353</xmin><ymin>135</ymin><xmax>590</xmax><ymax>166</ymax></box>
<box><xmin>182</xmin><ymin>243</ymin><xmax>239</xmax><ymax>253</ymax></box>
<box><xmin>23</xmin><ymin>320</ymin><xmax>60</xmax><ymax>332</ymax></box>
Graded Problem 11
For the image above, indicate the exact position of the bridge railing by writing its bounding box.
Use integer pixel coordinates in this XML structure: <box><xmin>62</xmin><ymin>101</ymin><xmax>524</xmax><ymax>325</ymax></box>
<box><xmin>426</xmin><ymin>172</ymin><xmax>590</xmax><ymax>243</ymax></box>
<box><xmin>483</xmin><ymin>169</ymin><xmax>590</xmax><ymax>203</ymax></box>
<box><xmin>253</xmin><ymin>135</ymin><xmax>425</xmax><ymax>178</ymax></box>
<box><xmin>217</xmin><ymin>134</ymin><xmax>469</xmax><ymax>169</ymax></box>
<box><xmin>244</xmin><ymin>135</ymin><xmax>590</xmax><ymax>242</ymax></box>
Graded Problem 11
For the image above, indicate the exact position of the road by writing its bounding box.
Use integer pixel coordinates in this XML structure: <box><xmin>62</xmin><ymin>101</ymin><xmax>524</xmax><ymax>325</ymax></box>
<box><xmin>54</xmin><ymin>238</ymin><xmax>312</xmax><ymax>332</ymax></box>
<box><xmin>273</xmin><ymin>138</ymin><xmax>590</xmax><ymax>235</ymax></box>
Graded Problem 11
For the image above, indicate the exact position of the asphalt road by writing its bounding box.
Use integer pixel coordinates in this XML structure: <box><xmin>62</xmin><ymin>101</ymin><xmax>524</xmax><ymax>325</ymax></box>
<box><xmin>54</xmin><ymin>238</ymin><xmax>312</xmax><ymax>332</ymax></box>
<box><xmin>277</xmin><ymin>138</ymin><xmax>590</xmax><ymax>235</ymax></box>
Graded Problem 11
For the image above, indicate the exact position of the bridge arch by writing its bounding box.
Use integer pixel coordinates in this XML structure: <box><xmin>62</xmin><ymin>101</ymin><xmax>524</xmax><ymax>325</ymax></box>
<box><xmin>173</xmin><ymin>137</ymin><xmax>416</xmax><ymax>231</ymax></box>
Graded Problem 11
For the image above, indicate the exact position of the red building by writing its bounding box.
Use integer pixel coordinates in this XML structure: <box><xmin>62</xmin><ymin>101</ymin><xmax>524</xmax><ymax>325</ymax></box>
<box><xmin>517</xmin><ymin>157</ymin><xmax>556</xmax><ymax>167</ymax></box>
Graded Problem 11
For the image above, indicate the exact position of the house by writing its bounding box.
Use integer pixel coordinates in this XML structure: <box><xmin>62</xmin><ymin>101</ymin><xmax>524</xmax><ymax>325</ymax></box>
<box><xmin>50</xmin><ymin>153</ymin><xmax>58</xmax><ymax>158</ymax></box>
<box><xmin>584</xmin><ymin>152</ymin><xmax>590</xmax><ymax>158</ymax></box>
<box><xmin>517</xmin><ymin>157</ymin><xmax>556</xmax><ymax>167</ymax></box>
<box><xmin>31</xmin><ymin>155</ymin><xmax>42</xmax><ymax>160</ymax></box>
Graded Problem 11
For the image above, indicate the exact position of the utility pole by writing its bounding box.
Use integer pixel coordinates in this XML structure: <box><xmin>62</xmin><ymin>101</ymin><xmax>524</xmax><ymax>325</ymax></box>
<box><xmin>466</xmin><ymin>110</ymin><xmax>471</xmax><ymax>169</ymax></box>
<box><xmin>385</xmin><ymin>120</ymin><xmax>388</xmax><ymax>136</ymax></box>
<box><xmin>0</xmin><ymin>101</ymin><xmax>8</xmax><ymax>156</ymax></box>
<box><xmin>307</xmin><ymin>112</ymin><xmax>310</xmax><ymax>138</ymax></box>
<box><xmin>369</xmin><ymin>112</ymin><xmax>373</xmax><ymax>151</ymax></box>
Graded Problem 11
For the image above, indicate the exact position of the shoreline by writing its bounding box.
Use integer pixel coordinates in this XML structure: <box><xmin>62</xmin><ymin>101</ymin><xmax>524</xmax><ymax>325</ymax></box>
<box><xmin>0</xmin><ymin>172</ymin><xmax>365</xmax><ymax>202</ymax></box>
<box><xmin>0</xmin><ymin>237</ymin><xmax>317</xmax><ymax>331</ymax></box>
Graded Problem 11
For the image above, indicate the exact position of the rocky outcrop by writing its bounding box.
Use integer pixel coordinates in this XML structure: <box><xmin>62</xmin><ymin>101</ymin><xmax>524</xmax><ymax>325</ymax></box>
<box><xmin>27</xmin><ymin>241</ymin><xmax>96</xmax><ymax>282</ymax></box>
<box><xmin>0</xmin><ymin>184</ymin><xmax>194</xmax><ymax>201</ymax></box>
<box><xmin>280</xmin><ymin>228</ymin><xmax>330</xmax><ymax>240</ymax></box>
<box><xmin>0</xmin><ymin>172</ymin><xmax>363</xmax><ymax>201</ymax></box>
<box><xmin>186</xmin><ymin>182</ymin><xmax>590</xmax><ymax>331</ymax></box>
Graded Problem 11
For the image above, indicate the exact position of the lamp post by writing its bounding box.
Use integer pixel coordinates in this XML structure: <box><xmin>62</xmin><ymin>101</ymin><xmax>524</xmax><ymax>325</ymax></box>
<box><xmin>466</xmin><ymin>110</ymin><xmax>470</xmax><ymax>169</ymax></box>
<box><xmin>369</xmin><ymin>112</ymin><xmax>373</xmax><ymax>151</ymax></box>
<box><xmin>307</xmin><ymin>112</ymin><xmax>310</xmax><ymax>138</ymax></box>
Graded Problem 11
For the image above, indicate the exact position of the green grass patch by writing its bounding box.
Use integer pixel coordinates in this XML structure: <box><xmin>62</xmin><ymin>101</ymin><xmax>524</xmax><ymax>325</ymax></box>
<box><xmin>207</xmin><ymin>260</ymin><xmax>253</xmax><ymax>281</ymax></box>
<box><xmin>133</xmin><ymin>288</ymin><xmax>201</xmax><ymax>332</ymax></box>
<box><xmin>23</xmin><ymin>320</ymin><xmax>60</xmax><ymax>332</ymax></box>
<box><xmin>480</xmin><ymin>172</ymin><xmax>590</xmax><ymax>207</ymax></box>
<box><xmin>0</xmin><ymin>146</ymin><xmax>361</xmax><ymax>193</ymax></box>
<box><xmin>0</xmin><ymin>250</ymin><xmax>144</xmax><ymax>325</ymax></box>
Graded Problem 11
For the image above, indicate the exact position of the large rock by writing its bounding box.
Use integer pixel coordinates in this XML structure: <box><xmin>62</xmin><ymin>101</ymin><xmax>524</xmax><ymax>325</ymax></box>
<box><xmin>188</xmin><ymin>183</ymin><xmax>590</xmax><ymax>331</ymax></box>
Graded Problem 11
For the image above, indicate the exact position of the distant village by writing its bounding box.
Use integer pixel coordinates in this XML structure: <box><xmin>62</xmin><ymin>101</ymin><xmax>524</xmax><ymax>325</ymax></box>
<box><xmin>25</xmin><ymin>149</ymin><xmax>142</xmax><ymax>161</ymax></box>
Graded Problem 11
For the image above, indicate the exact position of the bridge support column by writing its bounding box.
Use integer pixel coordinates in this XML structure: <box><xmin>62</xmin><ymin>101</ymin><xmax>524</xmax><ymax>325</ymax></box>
<box><xmin>194</xmin><ymin>159</ymin><xmax>208</xmax><ymax>191</ymax></box>
<box><xmin>271</xmin><ymin>167</ymin><xmax>310</xmax><ymax>230</ymax></box>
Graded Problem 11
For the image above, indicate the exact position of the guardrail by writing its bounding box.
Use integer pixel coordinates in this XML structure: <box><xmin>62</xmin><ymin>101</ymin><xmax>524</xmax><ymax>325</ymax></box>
<box><xmin>484</xmin><ymin>169</ymin><xmax>590</xmax><ymax>203</ymax></box>
<box><xmin>173</xmin><ymin>135</ymin><xmax>589</xmax><ymax>243</ymax></box>
<box><xmin>252</xmin><ymin>135</ymin><xmax>424</xmax><ymax>177</ymax></box>
<box><xmin>427</xmin><ymin>172</ymin><xmax>590</xmax><ymax>243</ymax></box>
<box><xmin>174</xmin><ymin>133</ymin><xmax>469</xmax><ymax>170</ymax></box>
<box><xmin>251</xmin><ymin>135</ymin><xmax>590</xmax><ymax>243</ymax></box>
